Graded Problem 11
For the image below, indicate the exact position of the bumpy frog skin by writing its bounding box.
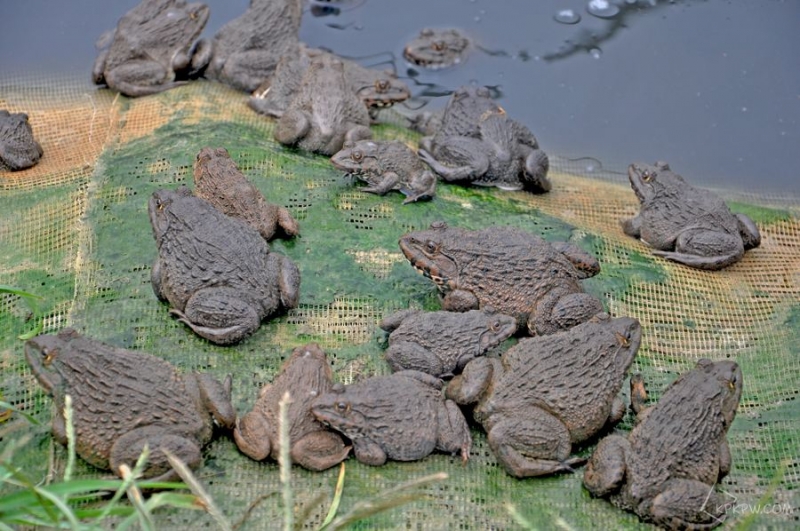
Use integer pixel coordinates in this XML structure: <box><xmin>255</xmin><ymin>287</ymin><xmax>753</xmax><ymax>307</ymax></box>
<box><xmin>379</xmin><ymin>308</ymin><xmax>517</xmax><ymax>377</ymax></box>
<box><xmin>234</xmin><ymin>343</ymin><xmax>350</xmax><ymax>471</ymax></box>
<box><xmin>403</xmin><ymin>28</ymin><xmax>471</xmax><ymax>69</ymax></box>
<box><xmin>330</xmin><ymin>140</ymin><xmax>437</xmax><ymax>203</ymax></box>
<box><xmin>418</xmin><ymin>86</ymin><xmax>550</xmax><ymax>192</ymax></box>
<box><xmin>205</xmin><ymin>0</ymin><xmax>303</xmax><ymax>92</ymax></box>
<box><xmin>447</xmin><ymin>314</ymin><xmax>641</xmax><ymax>478</ymax></box>
<box><xmin>399</xmin><ymin>222</ymin><xmax>604</xmax><ymax>335</ymax></box>
<box><xmin>25</xmin><ymin>329</ymin><xmax>235</xmax><ymax>481</ymax></box>
<box><xmin>0</xmin><ymin>110</ymin><xmax>43</xmax><ymax>171</ymax></box>
<box><xmin>311</xmin><ymin>370</ymin><xmax>472</xmax><ymax>466</ymax></box>
<box><xmin>621</xmin><ymin>161</ymin><xmax>761</xmax><ymax>270</ymax></box>
<box><xmin>193</xmin><ymin>147</ymin><xmax>299</xmax><ymax>241</ymax></box>
<box><xmin>584</xmin><ymin>359</ymin><xmax>743</xmax><ymax>530</ymax></box>
<box><xmin>149</xmin><ymin>186</ymin><xmax>300</xmax><ymax>345</ymax></box>
<box><xmin>92</xmin><ymin>0</ymin><xmax>211</xmax><ymax>97</ymax></box>
<box><xmin>273</xmin><ymin>58</ymin><xmax>372</xmax><ymax>156</ymax></box>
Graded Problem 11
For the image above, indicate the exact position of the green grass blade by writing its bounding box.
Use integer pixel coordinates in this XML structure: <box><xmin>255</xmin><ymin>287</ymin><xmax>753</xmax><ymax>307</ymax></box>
<box><xmin>318</xmin><ymin>463</ymin><xmax>346</xmax><ymax>530</ymax></box>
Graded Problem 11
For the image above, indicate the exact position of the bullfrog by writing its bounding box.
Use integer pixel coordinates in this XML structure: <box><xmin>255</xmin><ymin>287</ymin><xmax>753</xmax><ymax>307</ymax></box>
<box><xmin>584</xmin><ymin>359</ymin><xmax>743</xmax><ymax>530</ymax></box>
<box><xmin>205</xmin><ymin>0</ymin><xmax>303</xmax><ymax>92</ymax></box>
<box><xmin>311</xmin><ymin>370</ymin><xmax>471</xmax><ymax>466</ymax></box>
<box><xmin>399</xmin><ymin>222</ymin><xmax>604</xmax><ymax>335</ymax></box>
<box><xmin>193</xmin><ymin>147</ymin><xmax>299</xmax><ymax>241</ymax></box>
<box><xmin>330</xmin><ymin>140</ymin><xmax>437</xmax><ymax>203</ymax></box>
<box><xmin>25</xmin><ymin>328</ymin><xmax>235</xmax><ymax>481</ymax></box>
<box><xmin>92</xmin><ymin>0</ymin><xmax>210</xmax><ymax>97</ymax></box>
<box><xmin>0</xmin><ymin>110</ymin><xmax>43</xmax><ymax>171</ymax></box>
<box><xmin>149</xmin><ymin>186</ymin><xmax>300</xmax><ymax>345</ymax></box>
<box><xmin>273</xmin><ymin>57</ymin><xmax>372</xmax><ymax>156</ymax></box>
<box><xmin>621</xmin><ymin>161</ymin><xmax>761</xmax><ymax>270</ymax></box>
<box><xmin>234</xmin><ymin>343</ymin><xmax>350</xmax><ymax>471</ymax></box>
<box><xmin>446</xmin><ymin>314</ymin><xmax>641</xmax><ymax>478</ymax></box>
<box><xmin>379</xmin><ymin>308</ymin><xmax>517</xmax><ymax>378</ymax></box>
<box><xmin>403</xmin><ymin>28</ymin><xmax>471</xmax><ymax>69</ymax></box>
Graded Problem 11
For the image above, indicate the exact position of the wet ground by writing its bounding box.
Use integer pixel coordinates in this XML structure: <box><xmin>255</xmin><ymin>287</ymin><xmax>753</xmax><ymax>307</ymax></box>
<box><xmin>1</xmin><ymin>0</ymin><xmax>798</xmax><ymax>196</ymax></box>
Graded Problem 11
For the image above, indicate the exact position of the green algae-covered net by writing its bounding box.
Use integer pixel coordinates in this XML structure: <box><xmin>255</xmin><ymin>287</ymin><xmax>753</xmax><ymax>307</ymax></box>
<box><xmin>1</xmin><ymin>75</ymin><xmax>798</xmax><ymax>529</ymax></box>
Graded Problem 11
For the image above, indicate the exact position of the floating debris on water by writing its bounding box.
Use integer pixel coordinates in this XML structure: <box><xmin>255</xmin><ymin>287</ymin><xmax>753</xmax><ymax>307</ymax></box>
<box><xmin>554</xmin><ymin>9</ymin><xmax>581</xmax><ymax>25</ymax></box>
<box><xmin>589</xmin><ymin>47</ymin><xmax>603</xmax><ymax>59</ymax></box>
<box><xmin>586</xmin><ymin>0</ymin><xmax>621</xmax><ymax>19</ymax></box>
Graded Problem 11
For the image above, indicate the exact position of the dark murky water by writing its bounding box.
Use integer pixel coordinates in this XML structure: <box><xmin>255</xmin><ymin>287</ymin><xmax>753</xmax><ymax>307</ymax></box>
<box><xmin>1</xmin><ymin>0</ymin><xmax>798</xmax><ymax>196</ymax></box>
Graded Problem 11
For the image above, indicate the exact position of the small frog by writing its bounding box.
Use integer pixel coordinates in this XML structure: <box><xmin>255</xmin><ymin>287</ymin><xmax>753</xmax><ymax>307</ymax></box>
<box><xmin>403</xmin><ymin>28</ymin><xmax>471</xmax><ymax>69</ymax></box>
<box><xmin>584</xmin><ymin>359</ymin><xmax>743</xmax><ymax>529</ymax></box>
<box><xmin>149</xmin><ymin>187</ymin><xmax>300</xmax><ymax>345</ymax></box>
<box><xmin>206</xmin><ymin>0</ymin><xmax>303</xmax><ymax>92</ymax></box>
<box><xmin>379</xmin><ymin>308</ymin><xmax>517</xmax><ymax>378</ymax></box>
<box><xmin>621</xmin><ymin>162</ymin><xmax>761</xmax><ymax>270</ymax></box>
<box><xmin>399</xmin><ymin>222</ymin><xmax>604</xmax><ymax>335</ymax></box>
<box><xmin>330</xmin><ymin>140</ymin><xmax>437</xmax><ymax>203</ymax></box>
<box><xmin>273</xmin><ymin>57</ymin><xmax>373</xmax><ymax>156</ymax></box>
<box><xmin>193</xmin><ymin>147</ymin><xmax>299</xmax><ymax>241</ymax></box>
<box><xmin>447</xmin><ymin>314</ymin><xmax>641</xmax><ymax>478</ymax></box>
<box><xmin>25</xmin><ymin>329</ymin><xmax>235</xmax><ymax>481</ymax></box>
<box><xmin>234</xmin><ymin>343</ymin><xmax>350</xmax><ymax>471</ymax></box>
<box><xmin>311</xmin><ymin>370</ymin><xmax>471</xmax><ymax>466</ymax></box>
<box><xmin>418</xmin><ymin>86</ymin><xmax>550</xmax><ymax>192</ymax></box>
<box><xmin>0</xmin><ymin>110</ymin><xmax>43</xmax><ymax>171</ymax></box>
<box><xmin>92</xmin><ymin>0</ymin><xmax>211</xmax><ymax>97</ymax></box>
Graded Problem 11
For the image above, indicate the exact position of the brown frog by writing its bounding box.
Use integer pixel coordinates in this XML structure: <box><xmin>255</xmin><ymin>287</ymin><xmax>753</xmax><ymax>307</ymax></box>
<box><xmin>418</xmin><ymin>86</ymin><xmax>550</xmax><ymax>192</ymax></box>
<box><xmin>193</xmin><ymin>147</ymin><xmax>299</xmax><ymax>241</ymax></box>
<box><xmin>399</xmin><ymin>222</ymin><xmax>604</xmax><ymax>335</ymax></box>
<box><xmin>274</xmin><ymin>57</ymin><xmax>373</xmax><ymax>156</ymax></box>
<box><xmin>330</xmin><ymin>140</ymin><xmax>437</xmax><ymax>203</ymax></box>
<box><xmin>205</xmin><ymin>0</ymin><xmax>303</xmax><ymax>92</ymax></box>
<box><xmin>584</xmin><ymin>359</ymin><xmax>743</xmax><ymax>530</ymax></box>
<box><xmin>379</xmin><ymin>308</ymin><xmax>517</xmax><ymax>378</ymax></box>
<box><xmin>447</xmin><ymin>314</ymin><xmax>641</xmax><ymax>478</ymax></box>
<box><xmin>621</xmin><ymin>162</ymin><xmax>761</xmax><ymax>270</ymax></box>
<box><xmin>92</xmin><ymin>0</ymin><xmax>210</xmax><ymax>97</ymax></box>
<box><xmin>311</xmin><ymin>370</ymin><xmax>471</xmax><ymax>466</ymax></box>
<box><xmin>234</xmin><ymin>343</ymin><xmax>350</xmax><ymax>471</ymax></box>
<box><xmin>0</xmin><ymin>110</ymin><xmax>43</xmax><ymax>171</ymax></box>
<box><xmin>149</xmin><ymin>187</ymin><xmax>300</xmax><ymax>345</ymax></box>
<box><xmin>403</xmin><ymin>28</ymin><xmax>471</xmax><ymax>69</ymax></box>
<box><xmin>25</xmin><ymin>328</ymin><xmax>235</xmax><ymax>481</ymax></box>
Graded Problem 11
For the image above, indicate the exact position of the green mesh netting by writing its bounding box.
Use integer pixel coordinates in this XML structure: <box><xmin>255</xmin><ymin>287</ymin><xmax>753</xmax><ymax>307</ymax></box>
<box><xmin>1</xmin><ymin>74</ymin><xmax>799</xmax><ymax>529</ymax></box>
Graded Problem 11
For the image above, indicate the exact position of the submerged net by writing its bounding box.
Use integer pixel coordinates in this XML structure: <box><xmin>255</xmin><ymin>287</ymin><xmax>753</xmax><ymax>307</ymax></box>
<box><xmin>1</xmin><ymin>73</ymin><xmax>798</xmax><ymax>529</ymax></box>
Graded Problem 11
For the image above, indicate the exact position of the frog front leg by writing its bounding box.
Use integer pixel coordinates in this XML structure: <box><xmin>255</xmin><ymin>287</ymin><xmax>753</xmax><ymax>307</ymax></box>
<box><xmin>352</xmin><ymin>438</ymin><xmax>388</xmax><ymax>466</ymax></box>
<box><xmin>218</xmin><ymin>50</ymin><xmax>282</xmax><ymax>92</ymax></box>
<box><xmin>442</xmin><ymin>289</ymin><xmax>479</xmax><ymax>312</ymax></box>
<box><xmin>105</xmin><ymin>60</ymin><xmax>185</xmax><ymax>97</ymax></box>
<box><xmin>171</xmin><ymin>286</ymin><xmax>261</xmax><ymax>345</ymax></box>
<box><xmin>189</xmin><ymin>372</ymin><xmax>236</xmax><ymax>429</ymax></box>
<box><xmin>487</xmin><ymin>408</ymin><xmax>584</xmax><ymax>478</ymax></box>
<box><xmin>291</xmin><ymin>430</ymin><xmax>351</xmax><ymax>471</ymax></box>
<box><xmin>362</xmin><ymin>170</ymin><xmax>402</xmax><ymax>196</ymax></box>
<box><xmin>402</xmin><ymin>170</ymin><xmax>437</xmax><ymax>204</ymax></box>
<box><xmin>109</xmin><ymin>425</ymin><xmax>203</xmax><ymax>482</ymax></box>
<box><xmin>651</xmin><ymin>228</ymin><xmax>744</xmax><ymax>270</ymax></box>
<box><xmin>275</xmin><ymin>110</ymin><xmax>312</xmax><ymax>148</ymax></box>
<box><xmin>272</xmin><ymin>253</ymin><xmax>301</xmax><ymax>309</ymax></box>
<box><xmin>419</xmin><ymin>137</ymin><xmax>490</xmax><ymax>182</ymax></box>
<box><xmin>647</xmin><ymin>478</ymin><xmax>731</xmax><ymax>530</ymax></box>
<box><xmin>434</xmin><ymin>399</ymin><xmax>472</xmax><ymax>462</ymax></box>
<box><xmin>521</xmin><ymin>146</ymin><xmax>551</xmax><ymax>193</ymax></box>
<box><xmin>384</xmin><ymin>341</ymin><xmax>445</xmax><ymax>376</ymax></box>
<box><xmin>621</xmin><ymin>214</ymin><xmax>643</xmax><ymax>239</ymax></box>
<box><xmin>583</xmin><ymin>434</ymin><xmax>630</xmax><ymax>497</ymax></box>
<box><xmin>736</xmin><ymin>213</ymin><xmax>761</xmax><ymax>250</ymax></box>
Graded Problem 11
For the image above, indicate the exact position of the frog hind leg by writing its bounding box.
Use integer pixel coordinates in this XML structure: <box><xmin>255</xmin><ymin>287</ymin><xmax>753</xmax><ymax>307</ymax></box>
<box><xmin>384</xmin><ymin>341</ymin><xmax>445</xmax><ymax>377</ymax></box>
<box><xmin>219</xmin><ymin>50</ymin><xmax>281</xmax><ymax>92</ymax></box>
<box><xmin>530</xmin><ymin>290</ymin><xmax>604</xmax><ymax>335</ymax></box>
<box><xmin>550</xmin><ymin>241</ymin><xmax>601</xmax><ymax>279</ymax></box>
<box><xmin>362</xmin><ymin>170</ymin><xmax>401</xmax><ymax>196</ymax></box>
<box><xmin>402</xmin><ymin>170</ymin><xmax>437</xmax><ymax>204</ymax></box>
<box><xmin>290</xmin><ymin>431</ymin><xmax>351</xmax><ymax>471</ymax></box>
<box><xmin>105</xmin><ymin>60</ymin><xmax>185</xmax><ymax>97</ymax></box>
<box><xmin>735</xmin><ymin>213</ymin><xmax>761</xmax><ymax>250</ymax></box>
<box><xmin>647</xmin><ymin>478</ymin><xmax>731</xmax><ymax>531</ymax></box>
<box><xmin>172</xmin><ymin>287</ymin><xmax>261</xmax><ymax>345</ymax></box>
<box><xmin>233</xmin><ymin>410</ymin><xmax>273</xmax><ymax>461</ymax></box>
<box><xmin>274</xmin><ymin>110</ymin><xmax>311</xmax><ymax>148</ymax></box>
<box><xmin>418</xmin><ymin>137</ymin><xmax>490</xmax><ymax>182</ymax></box>
<box><xmin>522</xmin><ymin>148</ymin><xmax>551</xmax><ymax>193</ymax></box>
<box><xmin>273</xmin><ymin>253</ymin><xmax>301</xmax><ymax>309</ymax></box>
<box><xmin>651</xmin><ymin>228</ymin><xmax>744</xmax><ymax>270</ymax></box>
<box><xmin>109</xmin><ymin>426</ymin><xmax>202</xmax><ymax>482</ymax></box>
<box><xmin>583</xmin><ymin>434</ymin><xmax>630</xmax><ymax>497</ymax></box>
<box><xmin>445</xmin><ymin>356</ymin><xmax>497</xmax><ymax>405</ymax></box>
<box><xmin>435</xmin><ymin>399</ymin><xmax>472</xmax><ymax>462</ymax></box>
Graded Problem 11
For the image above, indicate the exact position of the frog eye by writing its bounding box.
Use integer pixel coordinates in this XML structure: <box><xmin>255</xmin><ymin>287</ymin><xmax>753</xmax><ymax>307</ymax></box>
<box><xmin>424</xmin><ymin>240</ymin><xmax>439</xmax><ymax>254</ymax></box>
<box><xmin>489</xmin><ymin>319</ymin><xmax>502</xmax><ymax>332</ymax></box>
<box><xmin>374</xmin><ymin>79</ymin><xmax>390</xmax><ymax>92</ymax></box>
<box><xmin>432</xmin><ymin>40</ymin><xmax>447</xmax><ymax>52</ymax></box>
<box><xmin>728</xmin><ymin>373</ymin><xmax>738</xmax><ymax>391</ymax></box>
<box><xmin>614</xmin><ymin>332</ymin><xmax>630</xmax><ymax>347</ymax></box>
<box><xmin>43</xmin><ymin>347</ymin><xmax>58</xmax><ymax>365</ymax></box>
<box><xmin>641</xmin><ymin>170</ymin><xmax>653</xmax><ymax>182</ymax></box>
<box><xmin>334</xmin><ymin>401</ymin><xmax>351</xmax><ymax>414</ymax></box>
<box><xmin>351</xmin><ymin>150</ymin><xmax>363</xmax><ymax>162</ymax></box>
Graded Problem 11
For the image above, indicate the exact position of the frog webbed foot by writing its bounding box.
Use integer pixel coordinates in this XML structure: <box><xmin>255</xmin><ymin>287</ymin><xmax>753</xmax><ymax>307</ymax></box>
<box><xmin>648</xmin><ymin>478</ymin><xmax>731</xmax><ymax>530</ymax></box>
<box><xmin>173</xmin><ymin>287</ymin><xmax>261</xmax><ymax>345</ymax></box>
<box><xmin>276</xmin><ymin>207</ymin><xmax>300</xmax><ymax>238</ymax></box>
<box><xmin>583</xmin><ymin>434</ymin><xmax>630</xmax><ymax>497</ymax></box>
<box><xmin>651</xmin><ymin>228</ymin><xmax>744</xmax><ymax>270</ymax></box>
<box><xmin>291</xmin><ymin>431</ymin><xmax>350</xmax><ymax>471</ymax></box>
<box><xmin>233</xmin><ymin>411</ymin><xmax>273</xmax><ymax>461</ymax></box>
<box><xmin>109</xmin><ymin>426</ymin><xmax>202</xmax><ymax>482</ymax></box>
<box><xmin>384</xmin><ymin>341</ymin><xmax>445</xmax><ymax>377</ymax></box>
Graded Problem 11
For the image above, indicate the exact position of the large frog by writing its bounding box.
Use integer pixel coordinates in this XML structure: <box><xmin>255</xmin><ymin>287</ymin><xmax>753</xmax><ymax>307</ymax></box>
<box><xmin>403</xmin><ymin>28</ymin><xmax>471</xmax><ymax>69</ymax></box>
<box><xmin>92</xmin><ymin>0</ymin><xmax>210</xmax><ymax>97</ymax></box>
<box><xmin>584</xmin><ymin>359</ymin><xmax>743</xmax><ymax>530</ymax></box>
<box><xmin>311</xmin><ymin>371</ymin><xmax>471</xmax><ymax>466</ymax></box>
<box><xmin>621</xmin><ymin>161</ymin><xmax>761</xmax><ymax>270</ymax></box>
<box><xmin>234</xmin><ymin>343</ymin><xmax>350</xmax><ymax>471</ymax></box>
<box><xmin>149</xmin><ymin>186</ymin><xmax>300</xmax><ymax>345</ymax></box>
<box><xmin>446</xmin><ymin>314</ymin><xmax>641</xmax><ymax>478</ymax></box>
<box><xmin>418</xmin><ymin>86</ymin><xmax>550</xmax><ymax>192</ymax></box>
<box><xmin>273</xmin><ymin>57</ymin><xmax>373</xmax><ymax>156</ymax></box>
<box><xmin>379</xmin><ymin>308</ymin><xmax>517</xmax><ymax>378</ymax></box>
<box><xmin>399</xmin><ymin>222</ymin><xmax>604</xmax><ymax>335</ymax></box>
<box><xmin>0</xmin><ymin>110</ymin><xmax>43</xmax><ymax>171</ymax></box>
<box><xmin>205</xmin><ymin>0</ymin><xmax>303</xmax><ymax>92</ymax></box>
<box><xmin>330</xmin><ymin>140</ymin><xmax>437</xmax><ymax>203</ymax></box>
<box><xmin>193</xmin><ymin>147</ymin><xmax>299</xmax><ymax>241</ymax></box>
<box><xmin>25</xmin><ymin>329</ymin><xmax>235</xmax><ymax>481</ymax></box>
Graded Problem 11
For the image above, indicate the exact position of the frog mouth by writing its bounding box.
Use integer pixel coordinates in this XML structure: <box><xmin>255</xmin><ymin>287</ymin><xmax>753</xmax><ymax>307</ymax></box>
<box><xmin>411</xmin><ymin>263</ymin><xmax>449</xmax><ymax>287</ymax></box>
